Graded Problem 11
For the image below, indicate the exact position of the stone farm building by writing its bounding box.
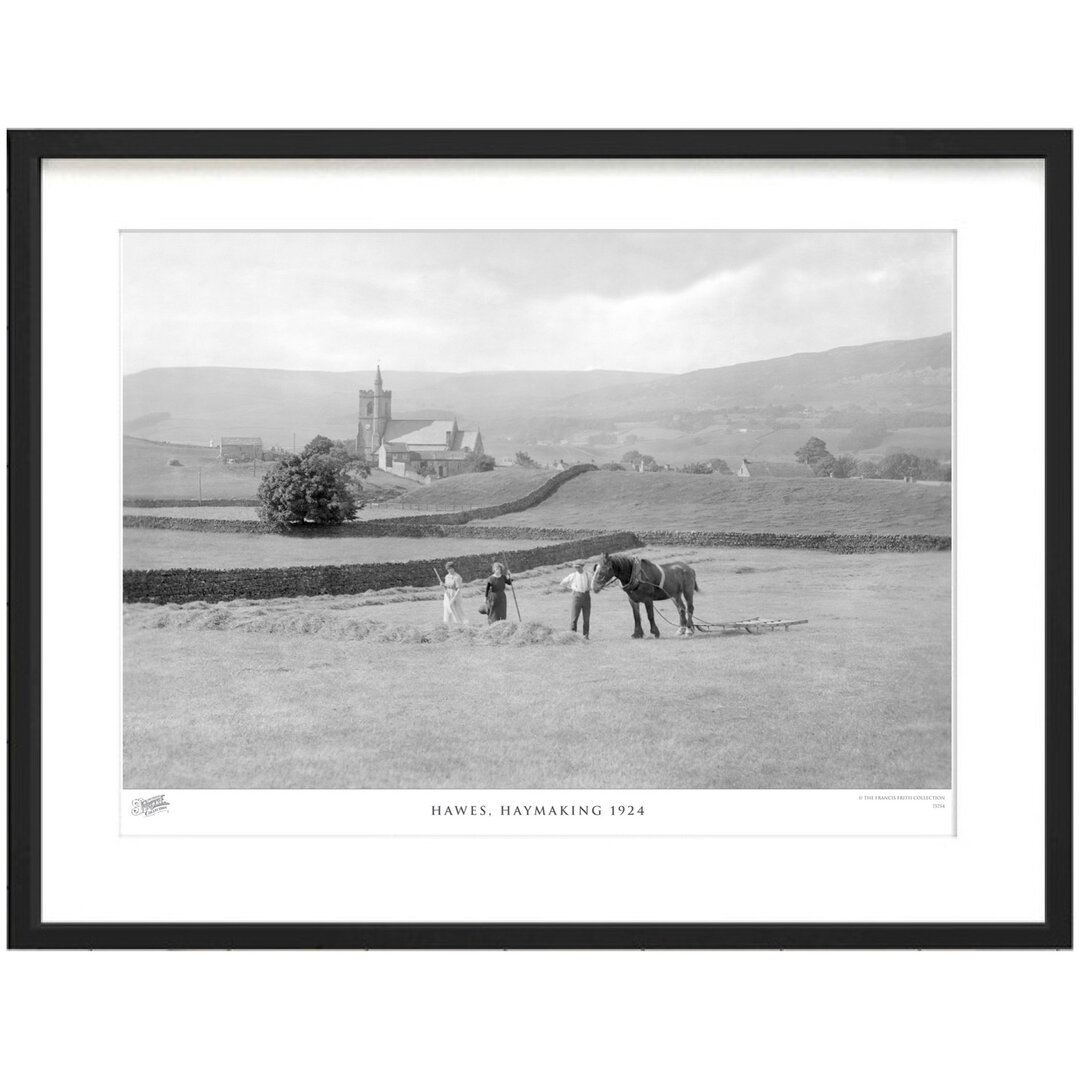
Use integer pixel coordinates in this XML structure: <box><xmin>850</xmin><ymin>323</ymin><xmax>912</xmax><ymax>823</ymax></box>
<box><xmin>357</xmin><ymin>366</ymin><xmax>483</xmax><ymax>481</ymax></box>
<box><xmin>219</xmin><ymin>436</ymin><xmax>263</xmax><ymax>462</ymax></box>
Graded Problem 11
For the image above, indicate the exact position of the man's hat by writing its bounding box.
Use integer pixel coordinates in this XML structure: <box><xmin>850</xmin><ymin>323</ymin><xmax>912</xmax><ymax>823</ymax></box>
<box><xmin>573</xmin><ymin>560</ymin><xmax>585</xmax><ymax>569</ymax></box>
<box><xmin>445</xmin><ymin>561</ymin><xmax>456</xmax><ymax>570</ymax></box>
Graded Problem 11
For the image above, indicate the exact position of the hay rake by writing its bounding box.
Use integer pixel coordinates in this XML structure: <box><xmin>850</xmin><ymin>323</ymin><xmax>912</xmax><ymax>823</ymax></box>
<box><xmin>656</xmin><ymin>609</ymin><xmax>808</xmax><ymax>635</ymax></box>
<box><xmin>694</xmin><ymin>616</ymin><xmax>809</xmax><ymax>634</ymax></box>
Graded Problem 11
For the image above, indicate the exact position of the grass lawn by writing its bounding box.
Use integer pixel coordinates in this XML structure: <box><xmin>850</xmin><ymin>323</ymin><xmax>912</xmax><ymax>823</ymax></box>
<box><xmin>124</xmin><ymin>548</ymin><xmax>951</xmax><ymax>789</ymax></box>
<box><xmin>496</xmin><ymin>471</ymin><xmax>951</xmax><ymax>535</ymax></box>
<box><xmin>123</xmin><ymin>529</ymin><xmax>566</xmax><ymax>570</ymax></box>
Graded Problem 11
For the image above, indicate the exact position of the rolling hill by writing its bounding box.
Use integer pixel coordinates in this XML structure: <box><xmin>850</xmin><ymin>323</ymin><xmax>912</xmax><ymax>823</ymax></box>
<box><xmin>123</xmin><ymin>367</ymin><xmax>661</xmax><ymax>448</ymax></box>
<box><xmin>123</xmin><ymin>333</ymin><xmax>952</xmax><ymax>464</ymax></box>
<box><xmin>542</xmin><ymin>333</ymin><xmax>952</xmax><ymax>419</ymax></box>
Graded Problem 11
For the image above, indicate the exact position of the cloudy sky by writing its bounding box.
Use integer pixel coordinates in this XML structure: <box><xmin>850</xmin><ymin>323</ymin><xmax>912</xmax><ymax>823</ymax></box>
<box><xmin>122</xmin><ymin>231</ymin><xmax>953</xmax><ymax>376</ymax></box>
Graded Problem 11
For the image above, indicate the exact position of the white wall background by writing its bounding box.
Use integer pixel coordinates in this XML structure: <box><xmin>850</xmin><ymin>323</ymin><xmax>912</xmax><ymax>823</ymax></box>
<box><xmin>2</xmin><ymin>2</ymin><xmax>1075</xmax><ymax>1078</ymax></box>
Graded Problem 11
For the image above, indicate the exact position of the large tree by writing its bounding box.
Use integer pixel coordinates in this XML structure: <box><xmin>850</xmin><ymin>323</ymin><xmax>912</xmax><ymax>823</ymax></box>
<box><xmin>257</xmin><ymin>438</ymin><xmax>361</xmax><ymax>527</ymax></box>
<box><xmin>877</xmin><ymin>452</ymin><xmax>924</xmax><ymax>480</ymax></box>
<box><xmin>794</xmin><ymin>436</ymin><xmax>837</xmax><ymax>477</ymax></box>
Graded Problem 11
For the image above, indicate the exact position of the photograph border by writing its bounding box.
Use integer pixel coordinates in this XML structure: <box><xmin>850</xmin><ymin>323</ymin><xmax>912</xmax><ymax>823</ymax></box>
<box><xmin>8</xmin><ymin>129</ymin><xmax>1072</xmax><ymax>949</ymax></box>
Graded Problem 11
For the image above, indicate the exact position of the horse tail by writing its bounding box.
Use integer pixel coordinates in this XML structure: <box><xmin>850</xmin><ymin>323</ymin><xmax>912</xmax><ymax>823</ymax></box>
<box><xmin>693</xmin><ymin>569</ymin><xmax>701</xmax><ymax>593</ymax></box>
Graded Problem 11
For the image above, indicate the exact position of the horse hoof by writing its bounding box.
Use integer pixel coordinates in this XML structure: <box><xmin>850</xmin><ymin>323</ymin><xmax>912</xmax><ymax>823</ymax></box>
<box><xmin>632</xmin><ymin>632</ymin><xmax>644</xmax><ymax>639</ymax></box>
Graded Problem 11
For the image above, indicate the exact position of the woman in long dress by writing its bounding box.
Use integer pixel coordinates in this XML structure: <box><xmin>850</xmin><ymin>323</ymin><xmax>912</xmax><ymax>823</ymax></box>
<box><xmin>442</xmin><ymin>561</ymin><xmax>467</xmax><ymax>625</ymax></box>
<box><xmin>484</xmin><ymin>562</ymin><xmax>513</xmax><ymax>624</ymax></box>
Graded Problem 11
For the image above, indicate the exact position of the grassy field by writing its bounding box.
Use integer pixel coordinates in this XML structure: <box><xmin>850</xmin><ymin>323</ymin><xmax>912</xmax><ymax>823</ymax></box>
<box><xmin>124</xmin><ymin>547</ymin><xmax>951</xmax><ymax>789</ymax></box>
<box><xmin>124</xmin><ymin>436</ymin><xmax>418</xmax><ymax>501</ymax></box>
<box><xmin>123</xmin><ymin>436</ymin><xmax>274</xmax><ymax>499</ymax></box>
<box><xmin>124</xmin><ymin>505</ymin><xmax>264</xmax><ymax>520</ymax></box>
<box><xmin>123</xmin><ymin>529</ymin><xmax>565</xmax><ymax>570</ymax></box>
<box><xmin>496</xmin><ymin>471</ymin><xmax>951</xmax><ymax>535</ymax></box>
<box><xmin>396</xmin><ymin>467</ymin><xmax>557</xmax><ymax>508</ymax></box>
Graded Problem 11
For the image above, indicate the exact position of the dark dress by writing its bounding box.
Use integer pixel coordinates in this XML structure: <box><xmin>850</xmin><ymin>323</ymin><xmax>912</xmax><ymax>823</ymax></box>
<box><xmin>485</xmin><ymin>574</ymin><xmax>512</xmax><ymax>622</ymax></box>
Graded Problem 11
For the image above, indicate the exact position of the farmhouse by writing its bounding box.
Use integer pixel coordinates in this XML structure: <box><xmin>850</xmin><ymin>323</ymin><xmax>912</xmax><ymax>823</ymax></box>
<box><xmin>738</xmin><ymin>458</ymin><xmax>813</xmax><ymax>479</ymax></box>
<box><xmin>357</xmin><ymin>366</ymin><xmax>484</xmax><ymax>480</ymax></box>
<box><xmin>219</xmin><ymin>436</ymin><xmax>263</xmax><ymax>462</ymax></box>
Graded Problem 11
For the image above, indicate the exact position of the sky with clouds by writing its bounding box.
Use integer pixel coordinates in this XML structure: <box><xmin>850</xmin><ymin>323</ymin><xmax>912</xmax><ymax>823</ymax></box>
<box><xmin>122</xmin><ymin>231</ymin><xmax>953</xmax><ymax>376</ymax></box>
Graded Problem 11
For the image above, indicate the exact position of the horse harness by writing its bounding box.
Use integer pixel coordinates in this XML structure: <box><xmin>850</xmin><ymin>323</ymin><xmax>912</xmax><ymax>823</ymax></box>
<box><xmin>622</xmin><ymin>557</ymin><xmax>671</xmax><ymax>601</ymax></box>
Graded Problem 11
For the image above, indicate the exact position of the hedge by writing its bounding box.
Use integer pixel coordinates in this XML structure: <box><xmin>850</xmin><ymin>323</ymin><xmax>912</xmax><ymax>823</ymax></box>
<box><xmin>123</xmin><ymin>531</ymin><xmax>640</xmax><ymax>605</ymax></box>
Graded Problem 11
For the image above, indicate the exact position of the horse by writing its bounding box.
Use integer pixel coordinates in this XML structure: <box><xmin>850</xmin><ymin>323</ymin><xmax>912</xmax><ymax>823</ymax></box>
<box><xmin>592</xmin><ymin>552</ymin><xmax>700</xmax><ymax>638</ymax></box>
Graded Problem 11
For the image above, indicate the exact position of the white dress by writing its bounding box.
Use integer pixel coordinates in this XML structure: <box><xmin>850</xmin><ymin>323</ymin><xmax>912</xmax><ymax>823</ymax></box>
<box><xmin>442</xmin><ymin>572</ymin><xmax>467</xmax><ymax>625</ymax></box>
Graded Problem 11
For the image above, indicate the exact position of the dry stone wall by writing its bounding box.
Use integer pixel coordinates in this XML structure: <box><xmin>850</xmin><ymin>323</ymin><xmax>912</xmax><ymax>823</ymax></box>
<box><xmin>123</xmin><ymin>530</ymin><xmax>639</xmax><ymax>605</ymax></box>
<box><xmin>636</xmin><ymin>530</ymin><xmax>950</xmax><ymax>554</ymax></box>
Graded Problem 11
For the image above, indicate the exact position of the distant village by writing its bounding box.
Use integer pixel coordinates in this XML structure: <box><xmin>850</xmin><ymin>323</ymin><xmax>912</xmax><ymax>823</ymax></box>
<box><xmin>213</xmin><ymin>367</ymin><xmax>949</xmax><ymax>485</ymax></box>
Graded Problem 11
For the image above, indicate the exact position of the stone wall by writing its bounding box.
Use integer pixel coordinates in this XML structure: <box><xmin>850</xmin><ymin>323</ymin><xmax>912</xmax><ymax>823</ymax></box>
<box><xmin>636</xmin><ymin>530</ymin><xmax>950</xmax><ymax>553</ymax></box>
<box><xmin>123</xmin><ymin>531</ymin><xmax>640</xmax><ymax>605</ymax></box>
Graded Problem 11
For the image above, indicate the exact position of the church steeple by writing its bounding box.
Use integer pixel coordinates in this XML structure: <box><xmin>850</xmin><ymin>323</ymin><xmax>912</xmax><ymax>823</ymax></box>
<box><xmin>374</xmin><ymin>363</ymin><xmax>383</xmax><ymax>394</ymax></box>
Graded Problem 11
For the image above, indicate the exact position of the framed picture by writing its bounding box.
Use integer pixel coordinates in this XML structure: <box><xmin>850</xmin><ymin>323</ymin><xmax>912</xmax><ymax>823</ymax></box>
<box><xmin>8</xmin><ymin>130</ymin><xmax>1071</xmax><ymax>948</ymax></box>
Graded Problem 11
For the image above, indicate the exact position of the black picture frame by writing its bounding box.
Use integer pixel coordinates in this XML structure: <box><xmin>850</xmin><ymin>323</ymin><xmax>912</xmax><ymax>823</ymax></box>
<box><xmin>7</xmin><ymin>129</ymin><xmax>1072</xmax><ymax>949</ymax></box>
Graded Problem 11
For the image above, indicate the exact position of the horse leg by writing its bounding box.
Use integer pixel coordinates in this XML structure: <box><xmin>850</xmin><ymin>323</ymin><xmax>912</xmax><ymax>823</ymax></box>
<box><xmin>645</xmin><ymin>600</ymin><xmax>661</xmax><ymax>638</ymax></box>
<box><xmin>629</xmin><ymin>599</ymin><xmax>644</xmax><ymax>638</ymax></box>
<box><xmin>684</xmin><ymin>586</ymin><xmax>696</xmax><ymax>636</ymax></box>
<box><xmin>672</xmin><ymin>593</ymin><xmax>688</xmax><ymax>636</ymax></box>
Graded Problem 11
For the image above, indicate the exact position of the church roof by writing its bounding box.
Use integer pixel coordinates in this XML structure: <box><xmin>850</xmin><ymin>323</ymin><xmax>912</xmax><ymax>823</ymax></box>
<box><xmin>382</xmin><ymin>418</ymin><xmax>454</xmax><ymax>445</ymax></box>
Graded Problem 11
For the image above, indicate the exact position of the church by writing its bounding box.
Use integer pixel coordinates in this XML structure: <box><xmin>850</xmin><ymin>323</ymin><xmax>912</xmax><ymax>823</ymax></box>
<box><xmin>357</xmin><ymin>366</ymin><xmax>484</xmax><ymax>480</ymax></box>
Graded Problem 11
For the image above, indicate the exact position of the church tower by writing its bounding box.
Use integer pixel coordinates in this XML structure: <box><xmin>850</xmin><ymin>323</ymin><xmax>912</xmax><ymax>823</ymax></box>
<box><xmin>357</xmin><ymin>364</ymin><xmax>392</xmax><ymax>455</ymax></box>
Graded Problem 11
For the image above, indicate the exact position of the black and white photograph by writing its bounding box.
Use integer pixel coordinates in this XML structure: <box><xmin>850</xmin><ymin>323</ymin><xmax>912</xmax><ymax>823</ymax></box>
<box><xmin>122</xmin><ymin>229</ymin><xmax>954</xmax><ymax>795</ymax></box>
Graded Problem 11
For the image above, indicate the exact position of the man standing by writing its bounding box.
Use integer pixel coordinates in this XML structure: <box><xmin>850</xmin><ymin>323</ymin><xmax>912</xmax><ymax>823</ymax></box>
<box><xmin>560</xmin><ymin>560</ymin><xmax>593</xmax><ymax>639</ymax></box>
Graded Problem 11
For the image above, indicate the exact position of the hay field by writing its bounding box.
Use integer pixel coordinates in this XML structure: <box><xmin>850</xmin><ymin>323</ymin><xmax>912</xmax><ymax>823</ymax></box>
<box><xmin>496</xmin><ymin>471</ymin><xmax>952</xmax><ymax>535</ymax></box>
<box><xmin>123</xmin><ymin>529</ymin><xmax>566</xmax><ymax>570</ymax></box>
<box><xmin>124</xmin><ymin>547</ymin><xmax>951</xmax><ymax>789</ymax></box>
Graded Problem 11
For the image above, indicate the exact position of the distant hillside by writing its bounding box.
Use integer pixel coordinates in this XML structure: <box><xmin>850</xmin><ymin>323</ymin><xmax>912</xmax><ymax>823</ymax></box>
<box><xmin>122</xmin><ymin>334</ymin><xmax>952</xmax><ymax>464</ymax></box>
<box><xmin>123</xmin><ymin>367</ymin><xmax>660</xmax><ymax>447</ymax></box>
<box><xmin>545</xmin><ymin>334</ymin><xmax>952</xmax><ymax>420</ymax></box>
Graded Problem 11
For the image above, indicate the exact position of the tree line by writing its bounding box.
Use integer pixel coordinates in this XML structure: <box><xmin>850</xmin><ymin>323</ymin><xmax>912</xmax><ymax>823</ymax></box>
<box><xmin>795</xmin><ymin>437</ymin><xmax>951</xmax><ymax>481</ymax></box>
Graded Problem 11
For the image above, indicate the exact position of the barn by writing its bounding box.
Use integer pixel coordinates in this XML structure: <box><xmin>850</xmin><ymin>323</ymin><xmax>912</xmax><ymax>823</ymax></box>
<box><xmin>219</xmin><ymin>436</ymin><xmax>263</xmax><ymax>462</ymax></box>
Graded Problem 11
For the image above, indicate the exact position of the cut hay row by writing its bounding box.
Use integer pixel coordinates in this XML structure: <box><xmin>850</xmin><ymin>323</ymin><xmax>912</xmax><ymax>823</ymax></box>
<box><xmin>123</xmin><ymin>606</ymin><xmax>585</xmax><ymax>647</ymax></box>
